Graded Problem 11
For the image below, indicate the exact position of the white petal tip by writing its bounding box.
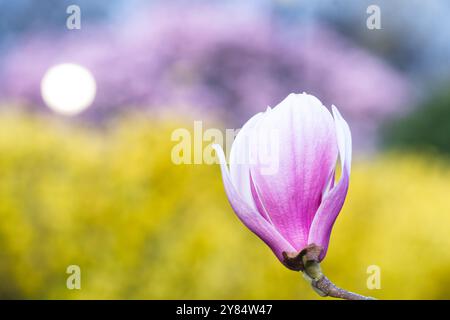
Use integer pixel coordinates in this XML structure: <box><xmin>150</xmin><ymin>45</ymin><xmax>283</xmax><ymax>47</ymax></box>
<box><xmin>331</xmin><ymin>104</ymin><xmax>339</xmax><ymax>116</ymax></box>
<box><xmin>212</xmin><ymin>144</ymin><xmax>228</xmax><ymax>165</ymax></box>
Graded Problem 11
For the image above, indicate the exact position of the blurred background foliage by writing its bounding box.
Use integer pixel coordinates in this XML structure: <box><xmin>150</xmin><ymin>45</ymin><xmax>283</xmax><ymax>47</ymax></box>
<box><xmin>0</xmin><ymin>0</ymin><xmax>450</xmax><ymax>300</ymax></box>
<box><xmin>0</xmin><ymin>114</ymin><xmax>449</xmax><ymax>299</ymax></box>
<box><xmin>383</xmin><ymin>88</ymin><xmax>450</xmax><ymax>156</ymax></box>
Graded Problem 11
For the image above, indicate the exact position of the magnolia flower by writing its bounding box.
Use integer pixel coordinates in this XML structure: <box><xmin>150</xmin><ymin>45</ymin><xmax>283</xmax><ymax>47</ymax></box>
<box><xmin>214</xmin><ymin>93</ymin><xmax>352</xmax><ymax>268</ymax></box>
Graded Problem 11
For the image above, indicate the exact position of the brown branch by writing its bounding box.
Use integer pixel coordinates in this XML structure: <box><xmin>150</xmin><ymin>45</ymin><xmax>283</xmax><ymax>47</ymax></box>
<box><xmin>283</xmin><ymin>244</ymin><xmax>376</xmax><ymax>300</ymax></box>
<box><xmin>310</xmin><ymin>274</ymin><xmax>375</xmax><ymax>300</ymax></box>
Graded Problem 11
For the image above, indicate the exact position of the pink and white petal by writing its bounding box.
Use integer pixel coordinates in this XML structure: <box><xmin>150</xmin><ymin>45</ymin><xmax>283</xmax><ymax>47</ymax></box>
<box><xmin>331</xmin><ymin>105</ymin><xmax>352</xmax><ymax>173</ymax></box>
<box><xmin>249</xmin><ymin>172</ymin><xmax>274</xmax><ymax>223</ymax></box>
<box><xmin>321</xmin><ymin>169</ymin><xmax>336</xmax><ymax>200</ymax></box>
<box><xmin>229</xmin><ymin>112</ymin><xmax>264</xmax><ymax>212</ymax></box>
<box><xmin>308</xmin><ymin>105</ymin><xmax>352</xmax><ymax>260</ymax></box>
<box><xmin>249</xmin><ymin>93</ymin><xmax>338</xmax><ymax>250</ymax></box>
<box><xmin>213</xmin><ymin>144</ymin><xmax>296</xmax><ymax>262</ymax></box>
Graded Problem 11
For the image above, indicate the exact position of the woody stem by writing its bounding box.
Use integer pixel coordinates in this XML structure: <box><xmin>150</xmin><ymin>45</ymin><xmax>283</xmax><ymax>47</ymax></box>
<box><xmin>302</xmin><ymin>260</ymin><xmax>376</xmax><ymax>300</ymax></box>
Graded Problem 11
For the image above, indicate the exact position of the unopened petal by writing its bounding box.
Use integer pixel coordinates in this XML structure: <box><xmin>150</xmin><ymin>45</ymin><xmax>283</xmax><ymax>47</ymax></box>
<box><xmin>308</xmin><ymin>105</ymin><xmax>352</xmax><ymax>260</ymax></box>
<box><xmin>249</xmin><ymin>93</ymin><xmax>338</xmax><ymax>251</ymax></box>
<box><xmin>229</xmin><ymin>112</ymin><xmax>264</xmax><ymax>211</ymax></box>
<box><xmin>213</xmin><ymin>144</ymin><xmax>296</xmax><ymax>261</ymax></box>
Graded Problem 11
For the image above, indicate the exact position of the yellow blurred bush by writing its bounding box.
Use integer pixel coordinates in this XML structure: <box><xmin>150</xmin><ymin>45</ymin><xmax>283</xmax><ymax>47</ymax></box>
<box><xmin>0</xmin><ymin>112</ymin><xmax>449</xmax><ymax>299</ymax></box>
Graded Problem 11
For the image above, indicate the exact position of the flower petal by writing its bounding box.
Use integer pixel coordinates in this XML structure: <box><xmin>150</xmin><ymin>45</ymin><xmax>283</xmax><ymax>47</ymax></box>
<box><xmin>229</xmin><ymin>112</ymin><xmax>264</xmax><ymax>212</ymax></box>
<box><xmin>249</xmin><ymin>171</ymin><xmax>274</xmax><ymax>224</ymax></box>
<box><xmin>249</xmin><ymin>93</ymin><xmax>338</xmax><ymax>251</ymax></box>
<box><xmin>213</xmin><ymin>144</ymin><xmax>295</xmax><ymax>261</ymax></box>
<box><xmin>308</xmin><ymin>105</ymin><xmax>352</xmax><ymax>260</ymax></box>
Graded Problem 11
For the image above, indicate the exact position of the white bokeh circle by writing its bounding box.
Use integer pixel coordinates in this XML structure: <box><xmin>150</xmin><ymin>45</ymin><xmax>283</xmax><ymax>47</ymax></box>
<box><xmin>41</xmin><ymin>63</ymin><xmax>97</xmax><ymax>115</ymax></box>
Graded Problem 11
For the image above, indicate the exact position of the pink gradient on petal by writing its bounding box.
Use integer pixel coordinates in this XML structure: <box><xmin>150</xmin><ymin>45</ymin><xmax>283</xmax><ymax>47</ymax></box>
<box><xmin>213</xmin><ymin>144</ymin><xmax>295</xmax><ymax>262</ymax></box>
<box><xmin>308</xmin><ymin>105</ymin><xmax>352</xmax><ymax>260</ymax></box>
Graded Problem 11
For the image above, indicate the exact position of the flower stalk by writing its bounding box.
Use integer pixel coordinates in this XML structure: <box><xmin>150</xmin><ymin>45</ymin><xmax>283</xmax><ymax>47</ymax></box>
<box><xmin>305</xmin><ymin>272</ymin><xmax>375</xmax><ymax>300</ymax></box>
<box><xmin>284</xmin><ymin>244</ymin><xmax>376</xmax><ymax>300</ymax></box>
